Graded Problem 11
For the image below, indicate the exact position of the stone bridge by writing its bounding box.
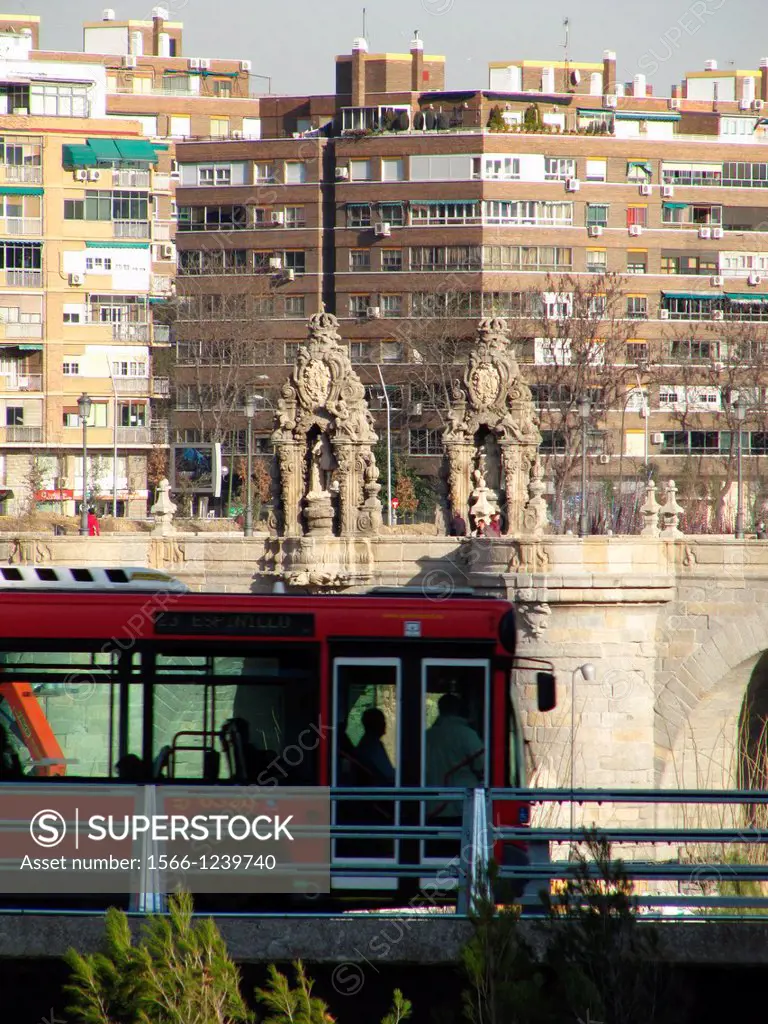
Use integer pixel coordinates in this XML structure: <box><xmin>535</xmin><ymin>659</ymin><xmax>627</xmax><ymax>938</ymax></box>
<box><xmin>5</xmin><ymin>530</ymin><xmax>768</xmax><ymax>816</ymax></box>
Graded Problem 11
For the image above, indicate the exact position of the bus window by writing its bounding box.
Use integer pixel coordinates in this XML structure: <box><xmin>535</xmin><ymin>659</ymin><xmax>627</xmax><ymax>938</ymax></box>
<box><xmin>333</xmin><ymin>659</ymin><xmax>399</xmax><ymax>862</ymax></box>
<box><xmin>421</xmin><ymin>660</ymin><xmax>489</xmax><ymax>860</ymax></box>
<box><xmin>150</xmin><ymin>649</ymin><xmax>318</xmax><ymax>784</ymax></box>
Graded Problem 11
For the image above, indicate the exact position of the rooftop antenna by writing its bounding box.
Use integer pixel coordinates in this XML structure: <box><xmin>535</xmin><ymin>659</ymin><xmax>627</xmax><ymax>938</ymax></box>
<box><xmin>563</xmin><ymin>17</ymin><xmax>571</xmax><ymax>90</ymax></box>
<box><xmin>362</xmin><ymin>6</ymin><xmax>366</xmax><ymax>40</ymax></box>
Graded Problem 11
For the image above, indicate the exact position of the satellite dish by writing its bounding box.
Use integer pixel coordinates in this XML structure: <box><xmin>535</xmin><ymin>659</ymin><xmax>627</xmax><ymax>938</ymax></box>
<box><xmin>571</xmin><ymin>69</ymin><xmax>581</xmax><ymax>86</ymax></box>
<box><xmin>413</xmin><ymin>111</ymin><xmax>425</xmax><ymax>130</ymax></box>
<box><xmin>425</xmin><ymin>110</ymin><xmax>436</xmax><ymax>130</ymax></box>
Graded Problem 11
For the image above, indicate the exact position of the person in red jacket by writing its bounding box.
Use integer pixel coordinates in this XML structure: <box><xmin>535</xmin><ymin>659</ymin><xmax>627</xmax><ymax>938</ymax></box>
<box><xmin>87</xmin><ymin>507</ymin><xmax>100</xmax><ymax>536</ymax></box>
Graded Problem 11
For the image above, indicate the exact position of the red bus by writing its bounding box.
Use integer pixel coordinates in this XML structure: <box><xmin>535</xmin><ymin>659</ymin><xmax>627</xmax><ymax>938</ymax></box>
<box><xmin>0</xmin><ymin>567</ymin><xmax>556</xmax><ymax>906</ymax></box>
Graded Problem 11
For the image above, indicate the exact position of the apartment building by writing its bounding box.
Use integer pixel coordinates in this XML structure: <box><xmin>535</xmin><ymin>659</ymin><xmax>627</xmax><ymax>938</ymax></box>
<box><xmin>171</xmin><ymin>37</ymin><xmax>768</xmax><ymax>515</ymax></box>
<box><xmin>0</xmin><ymin>24</ymin><xmax>171</xmax><ymax>515</ymax></box>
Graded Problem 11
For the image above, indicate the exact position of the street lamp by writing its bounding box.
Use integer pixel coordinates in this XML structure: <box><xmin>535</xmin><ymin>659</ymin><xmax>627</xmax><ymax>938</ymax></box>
<box><xmin>736</xmin><ymin>396</ymin><xmax>747</xmax><ymax>539</ymax></box>
<box><xmin>570</xmin><ymin>663</ymin><xmax>596</xmax><ymax>844</ymax></box>
<box><xmin>243</xmin><ymin>395</ymin><xmax>255</xmax><ymax>537</ymax></box>
<box><xmin>580</xmin><ymin>396</ymin><xmax>591</xmax><ymax>537</ymax></box>
<box><xmin>77</xmin><ymin>392</ymin><xmax>92</xmax><ymax>536</ymax></box>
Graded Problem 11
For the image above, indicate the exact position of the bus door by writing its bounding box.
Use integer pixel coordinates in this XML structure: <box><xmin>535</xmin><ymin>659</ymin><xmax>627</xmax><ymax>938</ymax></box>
<box><xmin>331</xmin><ymin>657</ymin><xmax>401</xmax><ymax>890</ymax></box>
<box><xmin>420</xmin><ymin>659</ymin><xmax>490</xmax><ymax>882</ymax></box>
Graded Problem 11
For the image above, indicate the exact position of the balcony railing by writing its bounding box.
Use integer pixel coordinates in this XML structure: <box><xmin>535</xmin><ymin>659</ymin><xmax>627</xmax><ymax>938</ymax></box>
<box><xmin>0</xmin><ymin>217</ymin><xmax>42</xmax><ymax>236</ymax></box>
<box><xmin>113</xmin><ymin>377</ymin><xmax>150</xmax><ymax>395</ymax></box>
<box><xmin>1</xmin><ymin>164</ymin><xmax>42</xmax><ymax>184</ymax></box>
<box><xmin>152</xmin><ymin>324</ymin><xmax>171</xmax><ymax>344</ymax></box>
<box><xmin>0</xmin><ymin>374</ymin><xmax>42</xmax><ymax>392</ymax></box>
<box><xmin>151</xmin><ymin>377</ymin><xmax>170</xmax><ymax>397</ymax></box>
<box><xmin>151</xmin><ymin>273</ymin><xmax>174</xmax><ymax>295</ymax></box>
<box><xmin>112</xmin><ymin>323</ymin><xmax>150</xmax><ymax>342</ymax></box>
<box><xmin>151</xmin><ymin>420</ymin><xmax>169</xmax><ymax>445</ymax></box>
<box><xmin>113</xmin><ymin>168</ymin><xmax>151</xmax><ymax>188</ymax></box>
<box><xmin>153</xmin><ymin>174</ymin><xmax>172</xmax><ymax>192</ymax></box>
<box><xmin>114</xmin><ymin>220</ymin><xmax>150</xmax><ymax>239</ymax></box>
<box><xmin>0</xmin><ymin>322</ymin><xmax>42</xmax><ymax>340</ymax></box>
<box><xmin>0</xmin><ymin>426</ymin><xmax>43</xmax><ymax>442</ymax></box>
<box><xmin>5</xmin><ymin>270</ymin><xmax>41</xmax><ymax>288</ymax></box>
<box><xmin>116</xmin><ymin>426</ymin><xmax>151</xmax><ymax>444</ymax></box>
<box><xmin>153</xmin><ymin>221</ymin><xmax>172</xmax><ymax>241</ymax></box>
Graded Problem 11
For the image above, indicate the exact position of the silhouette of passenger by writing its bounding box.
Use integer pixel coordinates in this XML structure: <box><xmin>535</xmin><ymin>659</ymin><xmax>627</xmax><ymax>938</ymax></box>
<box><xmin>115</xmin><ymin>754</ymin><xmax>145</xmax><ymax>781</ymax></box>
<box><xmin>354</xmin><ymin>707</ymin><xmax>395</xmax><ymax>787</ymax></box>
<box><xmin>425</xmin><ymin>692</ymin><xmax>484</xmax><ymax>820</ymax></box>
<box><xmin>0</xmin><ymin>723</ymin><xmax>23</xmax><ymax>780</ymax></box>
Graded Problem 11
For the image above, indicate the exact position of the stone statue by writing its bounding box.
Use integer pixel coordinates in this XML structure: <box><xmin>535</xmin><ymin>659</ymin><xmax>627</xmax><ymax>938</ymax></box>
<box><xmin>308</xmin><ymin>433</ymin><xmax>335</xmax><ymax>496</ymax></box>
<box><xmin>469</xmin><ymin>449</ymin><xmax>499</xmax><ymax>528</ymax></box>
<box><xmin>150</xmin><ymin>478</ymin><xmax>177</xmax><ymax>536</ymax></box>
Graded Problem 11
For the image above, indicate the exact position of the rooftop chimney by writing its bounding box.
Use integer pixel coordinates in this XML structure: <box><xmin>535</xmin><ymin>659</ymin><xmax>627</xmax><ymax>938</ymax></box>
<box><xmin>602</xmin><ymin>49</ymin><xmax>616</xmax><ymax>95</ymax></box>
<box><xmin>704</xmin><ymin>59</ymin><xmax>717</xmax><ymax>71</ymax></box>
<box><xmin>633</xmin><ymin>73</ymin><xmax>646</xmax><ymax>98</ymax></box>
<box><xmin>102</xmin><ymin>8</ymin><xmax>115</xmax><ymax>20</ymax></box>
<box><xmin>152</xmin><ymin>6</ymin><xmax>168</xmax><ymax>57</ymax></box>
<box><xmin>352</xmin><ymin>37</ymin><xmax>367</xmax><ymax>106</ymax></box>
<box><xmin>411</xmin><ymin>34</ymin><xmax>424</xmax><ymax>92</ymax></box>
<box><xmin>761</xmin><ymin>58</ymin><xmax>768</xmax><ymax>101</ymax></box>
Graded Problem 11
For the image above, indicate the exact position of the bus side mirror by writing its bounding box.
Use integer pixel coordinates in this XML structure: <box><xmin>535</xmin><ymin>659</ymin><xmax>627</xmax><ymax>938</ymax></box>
<box><xmin>537</xmin><ymin>672</ymin><xmax>556</xmax><ymax>712</ymax></box>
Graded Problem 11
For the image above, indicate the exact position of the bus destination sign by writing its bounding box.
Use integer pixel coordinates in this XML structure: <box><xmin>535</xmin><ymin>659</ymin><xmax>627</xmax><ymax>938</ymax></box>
<box><xmin>154</xmin><ymin>611</ymin><xmax>315</xmax><ymax>637</ymax></box>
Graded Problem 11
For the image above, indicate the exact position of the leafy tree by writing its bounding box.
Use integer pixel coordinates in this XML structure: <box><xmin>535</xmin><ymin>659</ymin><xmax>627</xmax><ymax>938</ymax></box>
<box><xmin>486</xmin><ymin>106</ymin><xmax>506</xmax><ymax>132</ymax></box>
<box><xmin>522</xmin><ymin>104</ymin><xmax>541</xmax><ymax>131</ymax></box>
<box><xmin>254</xmin><ymin>962</ymin><xmax>333</xmax><ymax>1023</ymax></box>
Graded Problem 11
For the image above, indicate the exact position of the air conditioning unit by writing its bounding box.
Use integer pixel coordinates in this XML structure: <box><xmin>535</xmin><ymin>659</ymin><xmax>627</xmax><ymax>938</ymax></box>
<box><xmin>170</xmin><ymin>170</ymin><xmax>181</xmax><ymax>182</ymax></box>
<box><xmin>661</xmin><ymin>184</ymin><xmax>674</xmax><ymax>197</ymax></box>
<box><xmin>366</xmin><ymin>306</ymin><xmax>381</xmax><ymax>318</ymax></box>
<box><xmin>629</xmin><ymin>224</ymin><xmax>643</xmax><ymax>236</ymax></box>
<box><xmin>588</xmin><ymin>225</ymin><xmax>603</xmax><ymax>237</ymax></box>
<box><xmin>711</xmin><ymin>275</ymin><xmax>724</xmax><ymax>286</ymax></box>
<box><xmin>68</xmin><ymin>273</ymin><xmax>85</xmax><ymax>286</ymax></box>
<box><xmin>283</xmin><ymin>268</ymin><xmax>295</xmax><ymax>281</ymax></box>
<box><xmin>565</xmin><ymin>177</ymin><xmax>580</xmax><ymax>192</ymax></box>
<box><xmin>198</xmin><ymin>58</ymin><xmax>211</xmax><ymax>69</ymax></box>
<box><xmin>749</xmin><ymin>273</ymin><xmax>762</xmax><ymax>285</ymax></box>
<box><xmin>639</xmin><ymin>183</ymin><xmax>652</xmax><ymax>196</ymax></box>
<box><xmin>122</xmin><ymin>55</ymin><xmax>137</xmax><ymax>68</ymax></box>
<box><xmin>268</xmin><ymin>256</ymin><xmax>282</xmax><ymax>270</ymax></box>
<box><xmin>669</xmin><ymin>97</ymin><xmax>681</xmax><ymax>110</ymax></box>
<box><xmin>740</xmin><ymin>98</ymin><xmax>751</xmax><ymax>110</ymax></box>
<box><xmin>271</xmin><ymin>211</ymin><xmax>285</xmax><ymax>224</ymax></box>
<box><xmin>87</xmin><ymin>169</ymin><xmax>100</xmax><ymax>181</ymax></box>
<box><xmin>699</xmin><ymin>226</ymin><xmax>712</xmax><ymax>238</ymax></box>
<box><xmin>409</xmin><ymin>402</ymin><xmax>423</xmax><ymax>416</ymax></box>
<box><xmin>188</xmin><ymin>58</ymin><xmax>201</xmax><ymax>69</ymax></box>
<box><xmin>335</xmin><ymin>166</ymin><xmax>349</xmax><ymax>180</ymax></box>
<box><xmin>754</xmin><ymin>99</ymin><xmax>764</xmax><ymax>111</ymax></box>
<box><xmin>712</xmin><ymin>310</ymin><xmax>724</xmax><ymax>320</ymax></box>
<box><xmin>660</xmin><ymin>309</ymin><xmax>670</xmax><ymax>319</ymax></box>
<box><xmin>374</xmin><ymin>222</ymin><xmax>391</xmax><ymax>237</ymax></box>
<box><xmin>604</xmin><ymin>94</ymin><xmax>617</xmax><ymax>108</ymax></box>
<box><xmin>160</xmin><ymin>243</ymin><xmax>174</xmax><ymax>259</ymax></box>
<box><xmin>651</xmin><ymin>432</ymin><xmax>664</xmax><ymax>444</ymax></box>
<box><xmin>74</xmin><ymin>169</ymin><xmax>89</xmax><ymax>181</ymax></box>
<box><xmin>712</xmin><ymin>227</ymin><xmax>724</xmax><ymax>239</ymax></box>
<box><xmin>598</xmin><ymin>454</ymin><xmax>610</xmax><ymax>464</ymax></box>
<box><xmin>240</xmin><ymin>60</ymin><xmax>252</xmax><ymax>71</ymax></box>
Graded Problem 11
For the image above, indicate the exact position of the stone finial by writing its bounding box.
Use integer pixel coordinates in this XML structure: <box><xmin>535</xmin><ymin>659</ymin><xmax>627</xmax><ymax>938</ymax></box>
<box><xmin>660</xmin><ymin>479</ymin><xmax>684</xmax><ymax>538</ymax></box>
<box><xmin>150</xmin><ymin>478</ymin><xmax>177</xmax><ymax>536</ymax></box>
<box><xmin>523</xmin><ymin>457</ymin><xmax>549</xmax><ymax>537</ymax></box>
<box><xmin>640</xmin><ymin>480</ymin><xmax>661</xmax><ymax>537</ymax></box>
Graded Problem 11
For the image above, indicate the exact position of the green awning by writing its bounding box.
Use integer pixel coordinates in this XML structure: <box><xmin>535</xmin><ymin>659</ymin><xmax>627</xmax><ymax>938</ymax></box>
<box><xmin>628</xmin><ymin>161</ymin><xmax>652</xmax><ymax>174</ymax></box>
<box><xmin>663</xmin><ymin>292</ymin><xmax>722</xmax><ymax>300</ymax></box>
<box><xmin>726</xmin><ymin>293</ymin><xmax>768</xmax><ymax>302</ymax></box>
<box><xmin>86</xmin><ymin>137</ymin><xmax>122</xmax><ymax>161</ymax></box>
<box><xmin>662</xmin><ymin>201</ymin><xmax>688</xmax><ymax>209</ymax></box>
<box><xmin>0</xmin><ymin>186</ymin><xmax>43</xmax><ymax>196</ymax></box>
<box><xmin>113</xmin><ymin>139</ymin><xmax>160</xmax><ymax>162</ymax></box>
<box><xmin>616</xmin><ymin>111</ymin><xmax>681</xmax><ymax>122</ymax></box>
<box><xmin>413</xmin><ymin>199</ymin><xmax>478</xmax><ymax>205</ymax></box>
<box><xmin>16</xmin><ymin>344</ymin><xmax>43</xmax><ymax>351</ymax></box>
<box><xmin>85</xmin><ymin>240</ymin><xmax>150</xmax><ymax>249</ymax></box>
<box><xmin>62</xmin><ymin>144</ymin><xmax>93</xmax><ymax>169</ymax></box>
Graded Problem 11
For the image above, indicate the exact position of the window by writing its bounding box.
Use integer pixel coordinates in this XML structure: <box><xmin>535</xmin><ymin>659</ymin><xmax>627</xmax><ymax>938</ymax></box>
<box><xmin>118</xmin><ymin>401</ymin><xmax>147</xmax><ymax>427</ymax></box>
<box><xmin>349</xmin><ymin>295</ymin><xmax>371</xmax><ymax>316</ymax></box>
<box><xmin>6</xmin><ymin>407</ymin><xmax>22</xmax><ymax>426</ymax></box>
<box><xmin>350</xmin><ymin>341</ymin><xmax>371</xmax><ymax>362</ymax></box>
<box><xmin>627</xmin><ymin>206</ymin><xmax>648</xmax><ymax>228</ymax></box>
<box><xmin>627</xmin><ymin>250</ymin><xmax>647</xmax><ymax>274</ymax></box>
<box><xmin>412</xmin><ymin>201</ymin><xmax>480</xmax><ymax>225</ymax></box>
<box><xmin>85</xmin><ymin>256</ymin><xmax>112</xmax><ymax>271</ymax></box>
<box><xmin>544</xmin><ymin>157</ymin><xmax>575</xmax><ymax>181</ymax></box>
<box><xmin>473</xmin><ymin>156</ymin><xmax>520</xmax><ymax>180</ymax></box>
<box><xmin>62</xmin><ymin>310</ymin><xmax>80</xmax><ymax>324</ymax></box>
<box><xmin>112</xmin><ymin>360</ymin><xmax>147</xmax><ymax>377</ymax></box>
<box><xmin>198</xmin><ymin>165</ymin><xmax>231</xmax><ymax>186</ymax></box>
<box><xmin>483</xmin><ymin>246</ymin><xmax>572</xmax><ymax>271</ymax></box>
<box><xmin>162</xmin><ymin>74</ymin><xmax>191</xmax><ymax>94</ymax></box>
<box><xmin>284</xmin><ymin>296</ymin><xmax>305</xmax><ymax>317</ymax></box>
<box><xmin>626</xmin><ymin>296</ymin><xmax>648</xmax><ymax>319</ymax></box>
<box><xmin>381</xmin><ymin>249</ymin><xmax>402</xmax><ymax>271</ymax></box>
<box><xmin>661</xmin><ymin>255</ymin><xmax>680</xmax><ymax>274</ymax></box>
<box><xmin>283</xmin><ymin>251</ymin><xmax>306</xmax><ymax>274</ymax></box>
<box><xmin>409</xmin><ymin>155</ymin><xmax>473</xmax><ymax>181</ymax></box>
<box><xmin>213</xmin><ymin>80</ymin><xmax>232</xmax><ymax>98</ymax></box>
<box><xmin>627</xmin><ymin>161</ymin><xmax>652</xmax><ymax>183</ymax></box>
<box><xmin>284</xmin><ymin>342</ymin><xmax>300</xmax><ymax>362</ymax></box>
<box><xmin>410</xmin><ymin>246</ymin><xmax>481</xmax><ymax>271</ymax></box>
<box><xmin>284</xmin><ymin>206</ymin><xmax>305</xmax><ymax>228</ymax></box>
<box><xmin>30</xmin><ymin>82</ymin><xmax>89</xmax><ymax>117</ymax></box>
<box><xmin>586</xmin><ymin>249</ymin><xmax>607</xmax><ymax>273</ymax></box>
<box><xmin>381</xmin><ymin>340</ymin><xmax>403</xmax><ymax>361</ymax></box>
<box><xmin>349</xmin><ymin>159</ymin><xmax>372</xmax><ymax>181</ymax></box>
<box><xmin>346</xmin><ymin>204</ymin><xmax>371</xmax><ymax>228</ymax></box>
<box><xmin>63</xmin><ymin>362</ymin><xmax>79</xmax><ymax>375</ymax></box>
<box><xmin>722</xmin><ymin>162</ymin><xmax>768</xmax><ymax>188</ymax></box>
<box><xmin>350</xmin><ymin>249</ymin><xmax>371</xmax><ymax>270</ymax></box>
<box><xmin>210</xmin><ymin>118</ymin><xmax>230</xmax><ymax>137</ymax></box>
<box><xmin>381</xmin><ymin>157</ymin><xmax>405</xmax><ymax>181</ymax></box>
<box><xmin>254</xmin><ymin>162</ymin><xmax>276</xmax><ymax>183</ymax></box>
<box><xmin>662</xmin><ymin>162</ymin><xmax>722</xmax><ymax>186</ymax></box>
<box><xmin>589</xmin><ymin>295</ymin><xmax>606</xmax><ymax>319</ymax></box>
<box><xmin>409</xmin><ymin>428</ymin><xmax>442</xmax><ymax>455</ymax></box>
<box><xmin>380</xmin><ymin>295</ymin><xmax>403</xmax><ymax>318</ymax></box>
<box><xmin>483</xmin><ymin>200</ymin><xmax>572</xmax><ymax>226</ymax></box>
<box><xmin>585</xmin><ymin>159</ymin><xmax>607</xmax><ymax>182</ymax></box>
<box><xmin>284</xmin><ymin>162</ymin><xmax>306</xmax><ymax>184</ymax></box>
<box><xmin>669</xmin><ymin>339</ymin><xmax>715</xmax><ymax>363</ymax></box>
<box><xmin>586</xmin><ymin>204</ymin><xmax>609</xmax><ymax>228</ymax></box>
<box><xmin>626</xmin><ymin>341</ymin><xmax>649</xmax><ymax>364</ymax></box>
<box><xmin>378</xmin><ymin>202</ymin><xmax>404</xmax><ymax>227</ymax></box>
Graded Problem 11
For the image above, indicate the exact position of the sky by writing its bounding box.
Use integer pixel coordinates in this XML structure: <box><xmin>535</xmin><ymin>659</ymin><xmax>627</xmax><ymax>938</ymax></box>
<box><xmin>3</xmin><ymin>0</ymin><xmax>767</xmax><ymax>97</ymax></box>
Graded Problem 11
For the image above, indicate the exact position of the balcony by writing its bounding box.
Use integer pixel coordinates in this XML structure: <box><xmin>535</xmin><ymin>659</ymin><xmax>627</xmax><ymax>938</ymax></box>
<box><xmin>113</xmin><ymin>377</ymin><xmax>150</xmax><ymax>395</ymax></box>
<box><xmin>151</xmin><ymin>420</ymin><xmax>169</xmax><ymax>445</ymax></box>
<box><xmin>153</xmin><ymin>221</ymin><xmax>172</xmax><ymax>241</ymax></box>
<box><xmin>116</xmin><ymin>426</ymin><xmax>151</xmax><ymax>444</ymax></box>
<box><xmin>112</xmin><ymin>323</ymin><xmax>149</xmax><ymax>342</ymax></box>
<box><xmin>152</xmin><ymin>324</ymin><xmax>171</xmax><ymax>345</ymax></box>
<box><xmin>151</xmin><ymin>376</ymin><xmax>170</xmax><ymax>397</ymax></box>
<box><xmin>113</xmin><ymin>168</ymin><xmax>151</xmax><ymax>188</ymax></box>
<box><xmin>1</xmin><ymin>164</ymin><xmax>42</xmax><ymax>184</ymax></box>
<box><xmin>153</xmin><ymin>174</ymin><xmax>172</xmax><ymax>192</ymax></box>
<box><xmin>0</xmin><ymin>217</ymin><xmax>42</xmax><ymax>236</ymax></box>
<box><xmin>0</xmin><ymin>426</ymin><xmax>43</xmax><ymax>442</ymax></box>
<box><xmin>0</xmin><ymin>322</ymin><xmax>42</xmax><ymax>341</ymax></box>
<box><xmin>4</xmin><ymin>270</ymin><xmax>41</xmax><ymax>288</ymax></box>
<box><xmin>114</xmin><ymin>220</ymin><xmax>150</xmax><ymax>239</ymax></box>
<box><xmin>150</xmin><ymin>274</ymin><xmax>174</xmax><ymax>295</ymax></box>
<box><xmin>0</xmin><ymin>374</ymin><xmax>42</xmax><ymax>392</ymax></box>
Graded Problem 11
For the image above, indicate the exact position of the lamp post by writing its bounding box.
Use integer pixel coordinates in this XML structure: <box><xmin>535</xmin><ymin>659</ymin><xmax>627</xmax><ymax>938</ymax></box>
<box><xmin>244</xmin><ymin>395</ymin><xmax>255</xmax><ymax>537</ymax></box>
<box><xmin>570</xmin><ymin>663</ymin><xmax>596</xmax><ymax>844</ymax></box>
<box><xmin>580</xmin><ymin>396</ymin><xmax>591</xmax><ymax>537</ymax></box>
<box><xmin>736</xmin><ymin>396</ymin><xmax>747</xmax><ymax>539</ymax></box>
<box><xmin>78</xmin><ymin>392</ymin><xmax>92</xmax><ymax>536</ymax></box>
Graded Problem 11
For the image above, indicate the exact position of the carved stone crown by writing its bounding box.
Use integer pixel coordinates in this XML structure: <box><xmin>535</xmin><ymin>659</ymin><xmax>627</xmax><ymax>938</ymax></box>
<box><xmin>307</xmin><ymin>310</ymin><xmax>341</xmax><ymax>341</ymax></box>
<box><xmin>477</xmin><ymin>316</ymin><xmax>509</xmax><ymax>338</ymax></box>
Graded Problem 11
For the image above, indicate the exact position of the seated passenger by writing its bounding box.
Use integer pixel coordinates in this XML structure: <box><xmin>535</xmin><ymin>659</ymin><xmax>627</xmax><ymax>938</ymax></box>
<box><xmin>0</xmin><ymin>723</ymin><xmax>23</xmax><ymax>780</ymax></box>
<box><xmin>354</xmin><ymin>708</ymin><xmax>395</xmax><ymax>787</ymax></box>
<box><xmin>115</xmin><ymin>754</ymin><xmax>146</xmax><ymax>782</ymax></box>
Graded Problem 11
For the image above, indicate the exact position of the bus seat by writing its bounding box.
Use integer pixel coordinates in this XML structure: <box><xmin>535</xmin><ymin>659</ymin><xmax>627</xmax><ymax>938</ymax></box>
<box><xmin>153</xmin><ymin>745</ymin><xmax>173</xmax><ymax>779</ymax></box>
<box><xmin>203</xmin><ymin>748</ymin><xmax>221</xmax><ymax>782</ymax></box>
